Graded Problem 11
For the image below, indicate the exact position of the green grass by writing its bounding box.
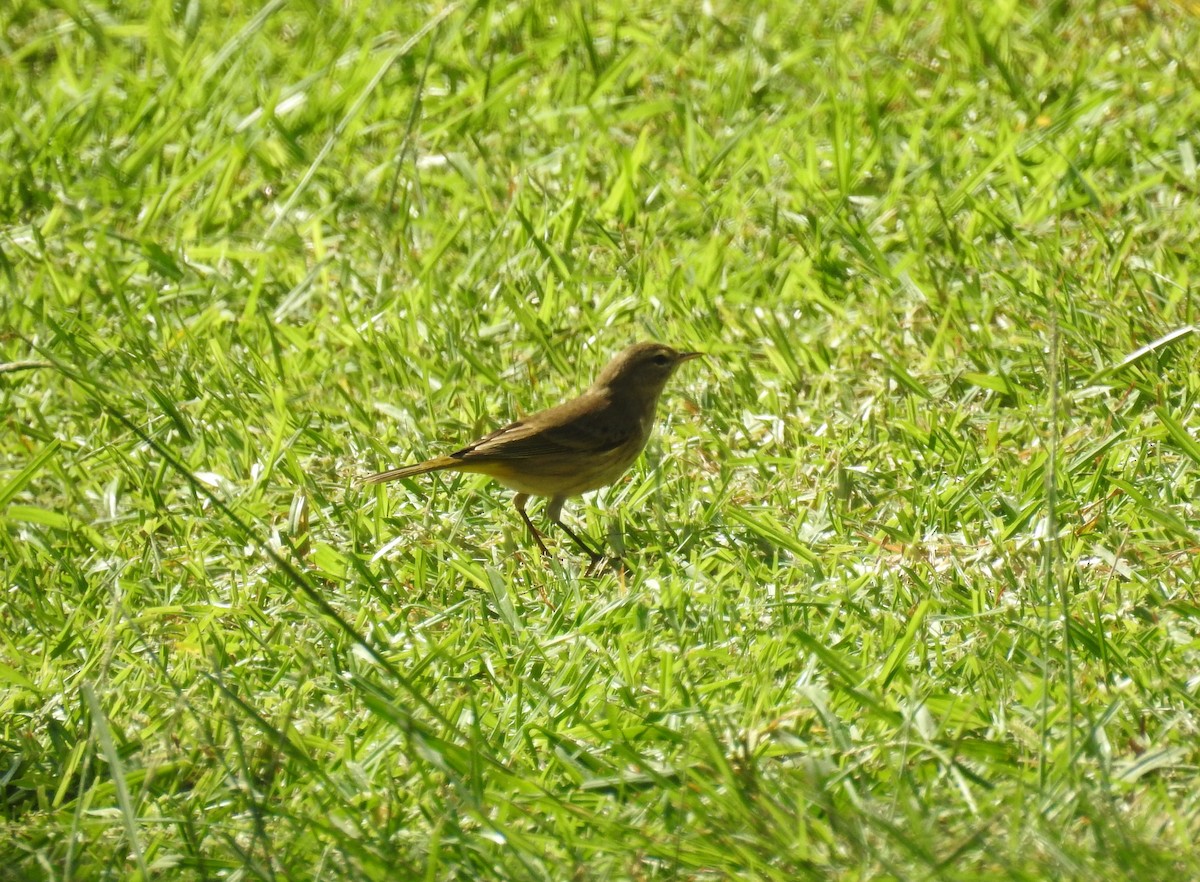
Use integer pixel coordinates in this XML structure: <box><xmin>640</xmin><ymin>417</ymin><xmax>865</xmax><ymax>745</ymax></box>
<box><xmin>3</xmin><ymin>0</ymin><xmax>1200</xmax><ymax>878</ymax></box>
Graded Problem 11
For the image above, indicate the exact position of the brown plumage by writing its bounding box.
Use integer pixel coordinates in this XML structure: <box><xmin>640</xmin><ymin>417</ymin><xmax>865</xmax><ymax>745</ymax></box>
<box><xmin>364</xmin><ymin>342</ymin><xmax>701</xmax><ymax>565</ymax></box>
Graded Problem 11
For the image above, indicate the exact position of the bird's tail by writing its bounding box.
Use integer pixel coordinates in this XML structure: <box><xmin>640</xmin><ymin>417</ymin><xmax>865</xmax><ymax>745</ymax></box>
<box><xmin>361</xmin><ymin>455</ymin><xmax>458</xmax><ymax>484</ymax></box>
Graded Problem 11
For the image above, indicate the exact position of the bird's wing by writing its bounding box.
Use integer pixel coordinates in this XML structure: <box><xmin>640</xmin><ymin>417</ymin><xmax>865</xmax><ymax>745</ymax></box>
<box><xmin>451</xmin><ymin>394</ymin><xmax>635</xmax><ymax>461</ymax></box>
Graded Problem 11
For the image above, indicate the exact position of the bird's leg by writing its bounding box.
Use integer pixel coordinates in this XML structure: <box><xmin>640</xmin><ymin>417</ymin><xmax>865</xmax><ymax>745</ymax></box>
<box><xmin>545</xmin><ymin>496</ymin><xmax>606</xmax><ymax>571</ymax></box>
<box><xmin>513</xmin><ymin>493</ymin><xmax>552</xmax><ymax>557</ymax></box>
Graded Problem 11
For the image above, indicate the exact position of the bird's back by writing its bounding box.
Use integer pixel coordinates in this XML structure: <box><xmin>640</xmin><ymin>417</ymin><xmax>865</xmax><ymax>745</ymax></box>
<box><xmin>447</xmin><ymin>389</ymin><xmax>652</xmax><ymax>496</ymax></box>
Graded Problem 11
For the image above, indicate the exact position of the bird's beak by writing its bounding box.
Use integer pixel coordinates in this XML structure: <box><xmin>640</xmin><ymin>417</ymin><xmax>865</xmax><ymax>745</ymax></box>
<box><xmin>678</xmin><ymin>351</ymin><xmax>703</xmax><ymax>362</ymax></box>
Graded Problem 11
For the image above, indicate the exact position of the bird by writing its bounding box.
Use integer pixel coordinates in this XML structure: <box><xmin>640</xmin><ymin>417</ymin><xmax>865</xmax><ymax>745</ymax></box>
<box><xmin>363</xmin><ymin>342</ymin><xmax>702</xmax><ymax>567</ymax></box>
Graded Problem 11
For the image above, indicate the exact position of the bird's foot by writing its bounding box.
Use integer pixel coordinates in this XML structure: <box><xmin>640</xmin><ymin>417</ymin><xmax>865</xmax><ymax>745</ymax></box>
<box><xmin>584</xmin><ymin>553</ymin><xmax>630</xmax><ymax>577</ymax></box>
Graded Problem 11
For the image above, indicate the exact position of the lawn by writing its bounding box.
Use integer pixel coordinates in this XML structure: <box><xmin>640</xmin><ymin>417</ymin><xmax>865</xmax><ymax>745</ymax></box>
<box><xmin>3</xmin><ymin>0</ymin><xmax>1200</xmax><ymax>879</ymax></box>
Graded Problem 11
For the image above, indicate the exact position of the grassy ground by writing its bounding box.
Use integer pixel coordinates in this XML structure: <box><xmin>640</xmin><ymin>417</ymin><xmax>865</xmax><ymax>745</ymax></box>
<box><xmin>3</xmin><ymin>0</ymin><xmax>1200</xmax><ymax>879</ymax></box>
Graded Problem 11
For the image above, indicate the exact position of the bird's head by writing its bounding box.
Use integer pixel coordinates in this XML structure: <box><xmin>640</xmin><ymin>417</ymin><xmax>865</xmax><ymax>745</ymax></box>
<box><xmin>593</xmin><ymin>342</ymin><xmax>702</xmax><ymax>405</ymax></box>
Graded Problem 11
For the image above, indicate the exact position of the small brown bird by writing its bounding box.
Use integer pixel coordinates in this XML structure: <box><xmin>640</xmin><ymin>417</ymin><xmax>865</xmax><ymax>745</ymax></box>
<box><xmin>364</xmin><ymin>342</ymin><xmax>701</xmax><ymax>566</ymax></box>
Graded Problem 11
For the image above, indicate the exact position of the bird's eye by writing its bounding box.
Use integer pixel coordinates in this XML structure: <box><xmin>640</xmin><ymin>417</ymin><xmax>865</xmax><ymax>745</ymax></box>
<box><xmin>653</xmin><ymin>354</ymin><xmax>671</xmax><ymax>366</ymax></box>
